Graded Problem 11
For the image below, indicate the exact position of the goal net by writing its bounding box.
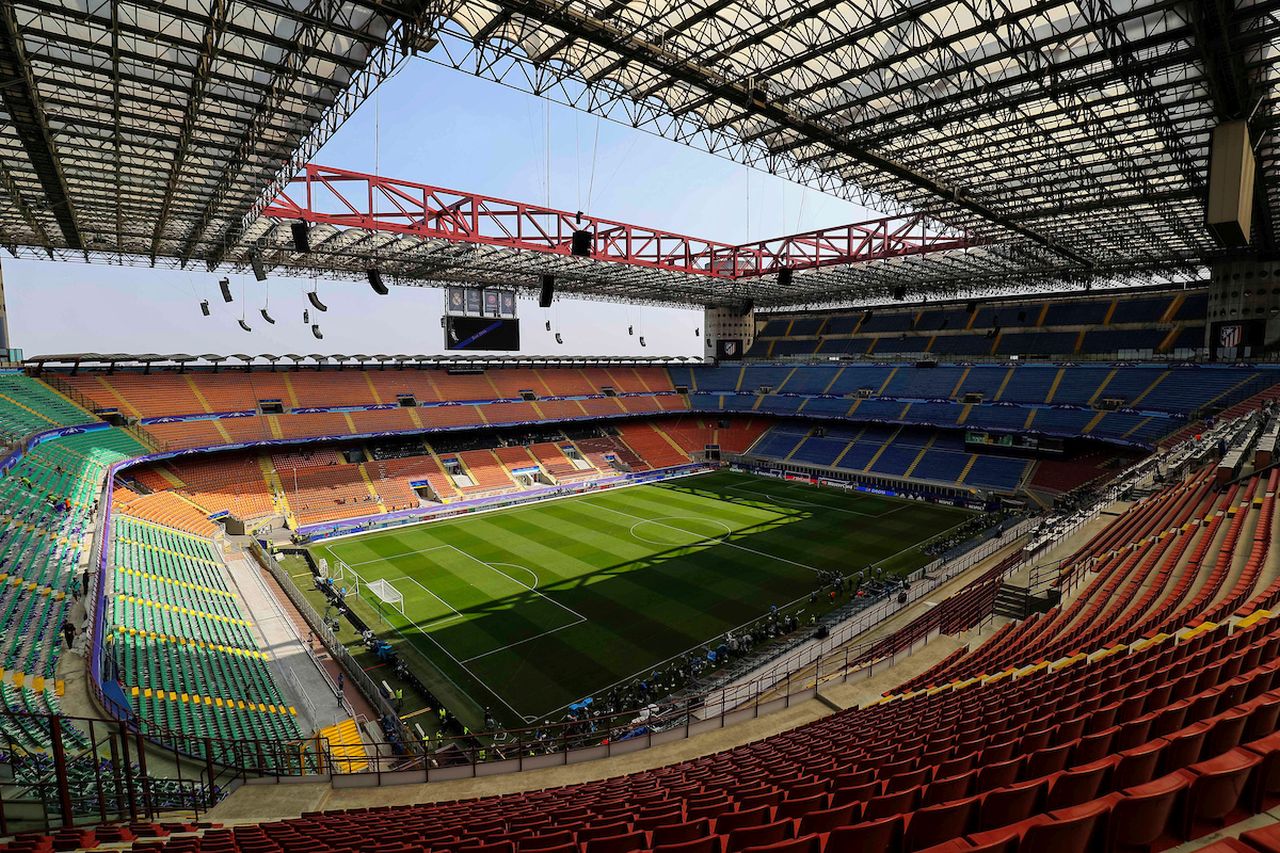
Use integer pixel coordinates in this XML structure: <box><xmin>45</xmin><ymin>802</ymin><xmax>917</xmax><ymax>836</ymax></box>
<box><xmin>329</xmin><ymin>560</ymin><xmax>362</xmax><ymax>594</ymax></box>
<box><xmin>367</xmin><ymin>577</ymin><xmax>406</xmax><ymax>616</ymax></box>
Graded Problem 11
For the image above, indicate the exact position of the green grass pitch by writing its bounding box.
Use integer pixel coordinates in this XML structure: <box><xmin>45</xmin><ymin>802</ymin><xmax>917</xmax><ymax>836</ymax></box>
<box><xmin>309</xmin><ymin>470</ymin><xmax>973</xmax><ymax>727</ymax></box>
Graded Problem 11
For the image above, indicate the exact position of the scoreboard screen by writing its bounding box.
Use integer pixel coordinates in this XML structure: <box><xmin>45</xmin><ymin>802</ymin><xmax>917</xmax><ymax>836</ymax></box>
<box><xmin>445</xmin><ymin>316</ymin><xmax>520</xmax><ymax>351</ymax></box>
<box><xmin>965</xmin><ymin>430</ymin><xmax>1064</xmax><ymax>456</ymax></box>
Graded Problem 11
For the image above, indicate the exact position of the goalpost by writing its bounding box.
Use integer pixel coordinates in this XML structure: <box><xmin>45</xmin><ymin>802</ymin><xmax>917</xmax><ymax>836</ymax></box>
<box><xmin>329</xmin><ymin>560</ymin><xmax>362</xmax><ymax>594</ymax></box>
<box><xmin>328</xmin><ymin>560</ymin><xmax>404</xmax><ymax>624</ymax></box>
<box><xmin>367</xmin><ymin>577</ymin><xmax>406</xmax><ymax>620</ymax></box>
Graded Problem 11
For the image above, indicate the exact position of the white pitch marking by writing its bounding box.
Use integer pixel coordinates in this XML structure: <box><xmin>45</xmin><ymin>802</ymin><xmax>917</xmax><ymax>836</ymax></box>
<box><xmin>581</xmin><ymin>498</ymin><xmax>825</xmax><ymax>576</ymax></box>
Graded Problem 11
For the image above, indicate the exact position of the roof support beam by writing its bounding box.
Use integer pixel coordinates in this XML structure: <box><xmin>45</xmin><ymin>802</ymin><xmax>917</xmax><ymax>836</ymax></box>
<box><xmin>0</xmin><ymin>3</ymin><xmax>81</xmax><ymax>250</ymax></box>
<box><xmin>149</xmin><ymin>0</ymin><xmax>229</xmax><ymax>264</ymax></box>
<box><xmin>480</xmin><ymin>0</ymin><xmax>1093</xmax><ymax>269</ymax></box>
<box><xmin>263</xmin><ymin>163</ymin><xmax>984</xmax><ymax>280</ymax></box>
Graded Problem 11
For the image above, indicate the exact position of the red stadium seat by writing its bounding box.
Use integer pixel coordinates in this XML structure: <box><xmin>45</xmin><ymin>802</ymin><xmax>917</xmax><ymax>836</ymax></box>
<box><xmin>902</xmin><ymin>796</ymin><xmax>977</xmax><ymax>852</ymax></box>
<box><xmin>584</xmin><ymin>832</ymin><xmax>647</xmax><ymax>853</ymax></box>
<box><xmin>1103</xmin><ymin>774</ymin><xmax>1188</xmax><ymax>853</ymax></box>
<box><xmin>1177</xmin><ymin>748</ymin><xmax>1260</xmax><ymax>839</ymax></box>
<box><xmin>823</xmin><ymin>816</ymin><xmax>905</xmax><ymax>853</ymax></box>
<box><xmin>652</xmin><ymin>821</ymin><xmax>712</xmax><ymax>847</ymax></box>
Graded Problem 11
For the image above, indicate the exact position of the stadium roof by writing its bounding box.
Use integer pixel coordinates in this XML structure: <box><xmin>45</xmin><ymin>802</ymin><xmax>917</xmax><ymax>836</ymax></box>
<box><xmin>0</xmin><ymin>0</ymin><xmax>1275</xmax><ymax>308</ymax></box>
<box><xmin>25</xmin><ymin>351</ymin><xmax>699</xmax><ymax>367</ymax></box>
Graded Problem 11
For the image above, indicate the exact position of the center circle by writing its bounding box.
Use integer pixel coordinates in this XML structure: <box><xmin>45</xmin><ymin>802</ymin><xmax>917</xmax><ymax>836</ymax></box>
<box><xmin>630</xmin><ymin>516</ymin><xmax>733</xmax><ymax>547</ymax></box>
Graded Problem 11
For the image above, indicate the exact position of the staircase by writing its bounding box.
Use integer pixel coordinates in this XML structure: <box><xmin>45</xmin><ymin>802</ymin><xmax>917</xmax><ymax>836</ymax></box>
<box><xmin>993</xmin><ymin>582</ymin><xmax>1060</xmax><ymax>620</ymax></box>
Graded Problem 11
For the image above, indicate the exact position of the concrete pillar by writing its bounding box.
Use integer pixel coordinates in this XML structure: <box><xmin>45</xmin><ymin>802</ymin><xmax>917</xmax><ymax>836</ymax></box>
<box><xmin>1207</xmin><ymin>258</ymin><xmax>1280</xmax><ymax>358</ymax></box>
<box><xmin>703</xmin><ymin>304</ymin><xmax>755</xmax><ymax>362</ymax></box>
<box><xmin>0</xmin><ymin>256</ymin><xmax>11</xmax><ymax>353</ymax></box>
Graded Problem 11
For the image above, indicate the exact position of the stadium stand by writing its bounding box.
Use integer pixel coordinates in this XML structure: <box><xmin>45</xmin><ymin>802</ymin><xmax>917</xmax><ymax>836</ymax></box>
<box><xmin>742</xmin><ymin>424</ymin><xmax>1033</xmax><ymax>493</ymax></box>
<box><xmin>114</xmin><ymin>491</ymin><xmax>220</xmax><ymax>538</ymax></box>
<box><xmin>106</xmin><ymin>516</ymin><xmax>302</xmax><ymax>754</ymax></box>
<box><xmin>0</xmin><ymin>373</ymin><xmax>92</xmax><ymax>440</ymax></box>
<box><xmin>105</xmin><ymin>608</ymin><xmax>1280</xmax><ymax>851</ymax></box>
<box><xmin>455</xmin><ymin>450</ymin><xmax>520</xmax><ymax>493</ymax></box>
<box><xmin>745</xmin><ymin>289</ymin><xmax>1209</xmax><ymax>360</ymax></box>
<box><xmin>0</xmin><ymin>421</ymin><xmax>146</xmax><ymax>751</ymax></box>
<box><xmin>54</xmin><ymin>367</ymin><xmax>679</xmax><ymax>418</ymax></box>
<box><xmin>285</xmin><ymin>464</ymin><xmax>384</xmax><ymax>526</ymax></box>
<box><xmin>146</xmin><ymin>456</ymin><xmax>277</xmax><ymax>522</ymax></box>
<box><xmin>617</xmin><ymin>423</ymin><xmax>692</xmax><ymax>469</ymax></box>
<box><xmin>8</xmin><ymin>359</ymin><xmax>1280</xmax><ymax>844</ymax></box>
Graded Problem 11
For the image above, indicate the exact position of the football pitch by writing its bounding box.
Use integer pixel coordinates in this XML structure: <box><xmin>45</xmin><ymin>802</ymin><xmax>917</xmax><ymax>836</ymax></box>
<box><xmin>309</xmin><ymin>470</ymin><xmax>973</xmax><ymax>727</ymax></box>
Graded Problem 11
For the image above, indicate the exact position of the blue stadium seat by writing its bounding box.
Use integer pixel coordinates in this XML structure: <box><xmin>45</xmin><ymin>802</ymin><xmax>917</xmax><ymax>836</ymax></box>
<box><xmin>771</xmin><ymin>339</ymin><xmax>819</xmax><ymax>357</ymax></box>
<box><xmin>802</xmin><ymin>397</ymin><xmax>856</xmax><ymax>417</ymax></box>
<box><xmin>1175</xmin><ymin>292</ymin><xmax>1208</xmax><ymax>320</ymax></box>
<box><xmin>998</xmin><ymin>367</ymin><xmax>1061</xmax><ymax>403</ymax></box>
<box><xmin>954</xmin><ymin>366</ymin><xmax>1009</xmax><ymax>399</ymax></box>
<box><xmin>873</xmin><ymin>335</ymin><xmax>931</xmax><ymax>354</ymax></box>
<box><xmin>929</xmin><ymin>334</ymin><xmax>995</xmax><ymax>356</ymax></box>
<box><xmin>1032</xmin><ymin>408</ymin><xmax>1096</xmax><ymax>435</ymax></box>
<box><xmin>789</xmin><ymin>436</ymin><xmax>849</xmax><ymax>466</ymax></box>
<box><xmin>905</xmin><ymin>402</ymin><xmax>962</xmax><ymax>425</ymax></box>
<box><xmin>759</xmin><ymin>396</ymin><xmax>805</xmax><ymax>415</ymax></box>
<box><xmin>913</xmin><ymin>308</ymin><xmax>970</xmax><ymax>331</ymax></box>
<box><xmin>963</xmin><ymin>455</ymin><xmax>1028</xmax><ymax>490</ymax></box>
<box><xmin>858</xmin><ymin>312</ymin><xmax>914</xmax><ymax>333</ymax></box>
<box><xmin>1043</xmin><ymin>300</ymin><xmax>1108</xmax><ymax>326</ymax></box>
<box><xmin>869</xmin><ymin>443</ymin><xmax>918</xmax><ymax>476</ymax></box>
<box><xmin>750</xmin><ymin>428</ymin><xmax>809</xmax><ymax>459</ymax></box>
<box><xmin>1081</xmin><ymin>329</ymin><xmax>1166</xmax><ymax>354</ymax></box>
<box><xmin>827</xmin><ymin>366</ymin><xmax>893</xmax><ymax>395</ymax></box>
<box><xmin>964</xmin><ymin>405</ymin><xmax>1031</xmax><ymax>431</ymax></box>
<box><xmin>882</xmin><ymin>367</ymin><xmax>963</xmax><ymax>399</ymax></box>
<box><xmin>1109</xmin><ymin>295</ymin><xmax>1171</xmax><ymax>324</ymax></box>
<box><xmin>823</xmin><ymin>315</ymin><xmax>859</xmax><ymax>335</ymax></box>
<box><xmin>994</xmin><ymin>331</ymin><xmax>1078</xmax><ymax>356</ymax></box>
<box><xmin>915</xmin><ymin>450</ymin><xmax>970</xmax><ymax>481</ymax></box>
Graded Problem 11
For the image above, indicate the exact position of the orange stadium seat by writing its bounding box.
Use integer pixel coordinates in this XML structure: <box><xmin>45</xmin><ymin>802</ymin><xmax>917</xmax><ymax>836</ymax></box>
<box><xmin>376</xmin><ymin>454</ymin><xmax>459</xmax><ymax>502</ymax></box>
<box><xmin>115</xmin><ymin>490</ymin><xmax>219</xmax><ymax>537</ymax></box>
<box><xmin>456</xmin><ymin>450</ymin><xmax>518</xmax><ymax>493</ymax></box>
<box><xmin>618</xmin><ymin>423</ymin><xmax>691</xmax><ymax>468</ymax></box>
<box><xmin>530</xmin><ymin>442</ymin><xmax>596</xmax><ymax>481</ymax></box>
<box><xmin>159</xmin><ymin>455</ymin><xmax>275</xmax><ymax>520</ymax></box>
<box><xmin>286</xmin><ymin>464</ymin><xmax>381</xmax><ymax>526</ymax></box>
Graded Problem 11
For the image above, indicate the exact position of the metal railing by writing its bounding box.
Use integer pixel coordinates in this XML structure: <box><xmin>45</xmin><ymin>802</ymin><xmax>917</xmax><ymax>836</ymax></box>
<box><xmin>0</xmin><ymin>711</ymin><xmax>214</xmax><ymax>833</ymax></box>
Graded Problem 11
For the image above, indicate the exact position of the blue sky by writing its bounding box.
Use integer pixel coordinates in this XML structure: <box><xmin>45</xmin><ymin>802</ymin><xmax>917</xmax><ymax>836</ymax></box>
<box><xmin>9</xmin><ymin>61</ymin><xmax>875</xmax><ymax>358</ymax></box>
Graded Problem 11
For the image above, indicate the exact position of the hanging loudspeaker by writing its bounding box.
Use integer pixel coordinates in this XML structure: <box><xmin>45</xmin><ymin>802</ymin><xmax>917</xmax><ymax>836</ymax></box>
<box><xmin>200</xmin><ymin>300</ymin><xmax>211</xmax><ymax>317</ymax></box>
<box><xmin>539</xmin><ymin>274</ymin><xmax>555</xmax><ymax>308</ymax></box>
<box><xmin>555</xmin><ymin>332</ymin><xmax>563</xmax><ymax>345</ymax></box>
<box><xmin>219</xmin><ymin>277</ymin><xmax>233</xmax><ymax>303</ymax></box>
<box><xmin>307</xmin><ymin>291</ymin><xmax>328</xmax><ymax>312</ymax></box>
<box><xmin>570</xmin><ymin>230</ymin><xmax>592</xmax><ymax>257</ymax></box>
<box><xmin>639</xmin><ymin>336</ymin><xmax>646</xmax><ymax>347</ymax></box>
<box><xmin>311</xmin><ymin>324</ymin><xmax>324</xmax><ymax>340</ymax></box>
<box><xmin>291</xmin><ymin>221</ymin><xmax>310</xmax><ymax>253</ymax></box>
<box><xmin>893</xmin><ymin>285</ymin><xmax>906</xmax><ymax>301</ymax></box>
<box><xmin>250</xmin><ymin>252</ymin><xmax>267</xmax><ymax>282</ymax></box>
<box><xmin>260</xmin><ymin>308</ymin><xmax>276</xmax><ymax>325</ymax></box>
<box><xmin>778</xmin><ymin>267</ymin><xmax>793</xmax><ymax>287</ymax></box>
<box><xmin>368</xmin><ymin>269</ymin><xmax>388</xmax><ymax>295</ymax></box>
<box><xmin>238</xmin><ymin>319</ymin><xmax>252</xmax><ymax>333</ymax></box>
